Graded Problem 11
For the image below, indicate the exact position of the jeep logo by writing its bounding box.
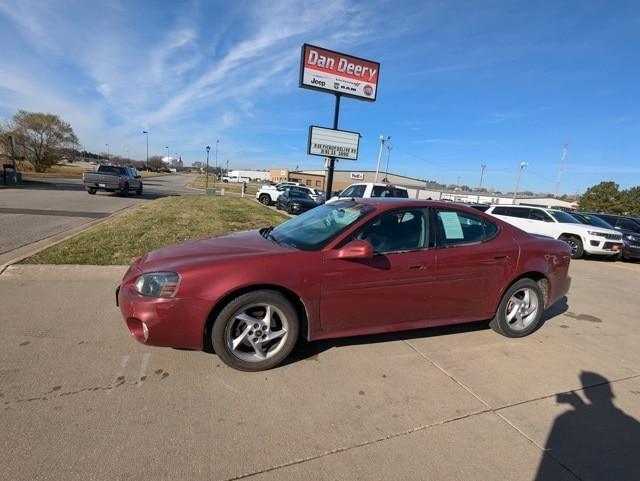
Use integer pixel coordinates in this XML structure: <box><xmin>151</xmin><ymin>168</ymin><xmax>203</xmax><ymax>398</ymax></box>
<box><xmin>310</xmin><ymin>78</ymin><xmax>326</xmax><ymax>87</ymax></box>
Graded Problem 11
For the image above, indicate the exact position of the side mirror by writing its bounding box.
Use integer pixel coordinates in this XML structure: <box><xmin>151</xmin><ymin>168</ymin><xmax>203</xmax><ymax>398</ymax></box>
<box><xmin>327</xmin><ymin>239</ymin><xmax>373</xmax><ymax>260</ymax></box>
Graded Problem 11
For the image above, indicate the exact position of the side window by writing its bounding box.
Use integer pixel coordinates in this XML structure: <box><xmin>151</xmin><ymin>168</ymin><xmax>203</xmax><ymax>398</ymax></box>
<box><xmin>396</xmin><ymin>189</ymin><xmax>409</xmax><ymax>198</ymax></box>
<box><xmin>491</xmin><ymin>206</ymin><xmax>511</xmax><ymax>216</ymax></box>
<box><xmin>371</xmin><ymin>186</ymin><xmax>385</xmax><ymax>197</ymax></box>
<box><xmin>350</xmin><ymin>185</ymin><xmax>366</xmax><ymax>198</ymax></box>
<box><xmin>617</xmin><ymin>219</ymin><xmax>640</xmax><ymax>232</ymax></box>
<box><xmin>356</xmin><ymin>209</ymin><xmax>429</xmax><ymax>254</ymax></box>
<box><xmin>340</xmin><ymin>186</ymin><xmax>354</xmax><ymax>197</ymax></box>
<box><xmin>436</xmin><ymin>210</ymin><xmax>498</xmax><ymax>246</ymax></box>
<box><xmin>529</xmin><ymin>210</ymin><xmax>553</xmax><ymax>222</ymax></box>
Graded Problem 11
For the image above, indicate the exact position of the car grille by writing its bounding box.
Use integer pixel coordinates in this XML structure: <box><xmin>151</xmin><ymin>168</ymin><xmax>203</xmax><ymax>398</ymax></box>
<box><xmin>593</xmin><ymin>232</ymin><xmax>623</xmax><ymax>241</ymax></box>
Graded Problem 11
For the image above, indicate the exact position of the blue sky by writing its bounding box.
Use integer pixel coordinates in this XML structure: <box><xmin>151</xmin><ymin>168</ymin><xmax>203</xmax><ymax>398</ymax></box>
<box><xmin>1</xmin><ymin>0</ymin><xmax>638</xmax><ymax>194</ymax></box>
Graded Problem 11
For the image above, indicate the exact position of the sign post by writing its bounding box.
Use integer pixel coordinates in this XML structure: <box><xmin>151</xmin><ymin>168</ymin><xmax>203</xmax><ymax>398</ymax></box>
<box><xmin>299</xmin><ymin>44</ymin><xmax>379</xmax><ymax>198</ymax></box>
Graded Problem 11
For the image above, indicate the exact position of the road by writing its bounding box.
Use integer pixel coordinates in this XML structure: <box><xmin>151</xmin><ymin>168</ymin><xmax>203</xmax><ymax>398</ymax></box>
<box><xmin>1</xmin><ymin>259</ymin><xmax>639</xmax><ymax>480</ymax></box>
<box><xmin>0</xmin><ymin>174</ymin><xmax>196</xmax><ymax>263</ymax></box>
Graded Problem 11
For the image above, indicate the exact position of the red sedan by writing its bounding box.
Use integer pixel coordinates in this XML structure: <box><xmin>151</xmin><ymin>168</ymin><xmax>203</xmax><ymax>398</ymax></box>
<box><xmin>117</xmin><ymin>199</ymin><xmax>571</xmax><ymax>371</ymax></box>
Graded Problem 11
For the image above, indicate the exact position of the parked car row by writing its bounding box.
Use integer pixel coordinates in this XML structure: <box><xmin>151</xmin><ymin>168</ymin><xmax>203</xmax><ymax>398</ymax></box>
<box><xmin>476</xmin><ymin>204</ymin><xmax>639</xmax><ymax>261</ymax></box>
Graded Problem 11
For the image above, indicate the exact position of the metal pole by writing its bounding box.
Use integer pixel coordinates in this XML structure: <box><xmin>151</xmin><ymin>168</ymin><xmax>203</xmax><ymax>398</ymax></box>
<box><xmin>106</xmin><ymin>144</ymin><xmax>109</xmax><ymax>162</ymax></box>
<box><xmin>325</xmin><ymin>94</ymin><xmax>341</xmax><ymax>199</ymax></box>
<box><xmin>205</xmin><ymin>146</ymin><xmax>210</xmax><ymax>190</ymax></box>
<box><xmin>385</xmin><ymin>144</ymin><xmax>392</xmax><ymax>175</ymax></box>
<box><xmin>477</xmin><ymin>164</ymin><xmax>486</xmax><ymax>202</ymax></box>
<box><xmin>215</xmin><ymin>139</ymin><xmax>219</xmax><ymax>181</ymax></box>
<box><xmin>512</xmin><ymin>162</ymin><xmax>528</xmax><ymax>204</ymax></box>
<box><xmin>143</xmin><ymin>131</ymin><xmax>149</xmax><ymax>170</ymax></box>
<box><xmin>374</xmin><ymin>135</ymin><xmax>389</xmax><ymax>182</ymax></box>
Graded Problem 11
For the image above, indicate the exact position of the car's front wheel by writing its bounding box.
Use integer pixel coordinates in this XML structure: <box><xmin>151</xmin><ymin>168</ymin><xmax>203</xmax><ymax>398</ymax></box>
<box><xmin>212</xmin><ymin>290</ymin><xmax>299</xmax><ymax>371</ymax></box>
<box><xmin>258</xmin><ymin>194</ymin><xmax>271</xmax><ymax>205</ymax></box>
<box><xmin>490</xmin><ymin>279</ymin><xmax>544</xmax><ymax>337</ymax></box>
<box><xmin>559</xmin><ymin>235</ymin><xmax>584</xmax><ymax>259</ymax></box>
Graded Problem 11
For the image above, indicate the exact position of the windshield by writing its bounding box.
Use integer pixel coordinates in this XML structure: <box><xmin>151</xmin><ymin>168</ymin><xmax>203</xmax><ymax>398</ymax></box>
<box><xmin>573</xmin><ymin>213</ymin><xmax>613</xmax><ymax>229</ymax></box>
<box><xmin>289</xmin><ymin>191</ymin><xmax>310</xmax><ymax>199</ymax></box>
<box><xmin>548</xmin><ymin>210</ymin><xmax>581</xmax><ymax>224</ymax></box>
<box><xmin>269</xmin><ymin>201</ymin><xmax>373</xmax><ymax>250</ymax></box>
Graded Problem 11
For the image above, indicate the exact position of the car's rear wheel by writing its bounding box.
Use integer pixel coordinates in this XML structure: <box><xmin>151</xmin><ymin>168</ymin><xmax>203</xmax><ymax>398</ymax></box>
<box><xmin>490</xmin><ymin>279</ymin><xmax>544</xmax><ymax>337</ymax></box>
<box><xmin>259</xmin><ymin>194</ymin><xmax>271</xmax><ymax>205</ymax></box>
<box><xmin>212</xmin><ymin>290</ymin><xmax>299</xmax><ymax>371</ymax></box>
<box><xmin>87</xmin><ymin>187</ymin><xmax>97</xmax><ymax>195</ymax></box>
<box><xmin>559</xmin><ymin>235</ymin><xmax>584</xmax><ymax>259</ymax></box>
<box><xmin>120</xmin><ymin>182</ymin><xmax>129</xmax><ymax>196</ymax></box>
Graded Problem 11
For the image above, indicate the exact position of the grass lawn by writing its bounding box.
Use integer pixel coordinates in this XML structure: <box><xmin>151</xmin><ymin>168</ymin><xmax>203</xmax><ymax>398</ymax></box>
<box><xmin>189</xmin><ymin>175</ymin><xmax>262</xmax><ymax>196</ymax></box>
<box><xmin>23</xmin><ymin>196</ymin><xmax>288</xmax><ymax>265</ymax></box>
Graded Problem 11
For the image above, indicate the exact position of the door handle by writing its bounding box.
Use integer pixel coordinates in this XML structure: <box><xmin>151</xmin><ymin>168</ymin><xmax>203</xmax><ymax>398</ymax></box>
<box><xmin>408</xmin><ymin>264</ymin><xmax>425</xmax><ymax>269</ymax></box>
<box><xmin>493</xmin><ymin>255</ymin><xmax>508</xmax><ymax>260</ymax></box>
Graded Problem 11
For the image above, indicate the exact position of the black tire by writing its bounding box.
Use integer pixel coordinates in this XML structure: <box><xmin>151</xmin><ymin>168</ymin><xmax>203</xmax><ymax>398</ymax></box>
<box><xmin>286</xmin><ymin>205</ymin><xmax>294</xmax><ymax>215</ymax></box>
<box><xmin>559</xmin><ymin>235</ymin><xmax>584</xmax><ymax>259</ymax></box>
<box><xmin>87</xmin><ymin>187</ymin><xmax>97</xmax><ymax>195</ymax></box>
<box><xmin>490</xmin><ymin>278</ymin><xmax>545</xmax><ymax>338</ymax></box>
<box><xmin>275</xmin><ymin>201</ymin><xmax>281</xmax><ymax>210</ymax></box>
<box><xmin>212</xmin><ymin>290</ymin><xmax>299</xmax><ymax>371</ymax></box>
<box><xmin>120</xmin><ymin>182</ymin><xmax>129</xmax><ymax>196</ymax></box>
<box><xmin>136</xmin><ymin>185</ymin><xmax>143</xmax><ymax>195</ymax></box>
<box><xmin>259</xmin><ymin>194</ymin><xmax>271</xmax><ymax>206</ymax></box>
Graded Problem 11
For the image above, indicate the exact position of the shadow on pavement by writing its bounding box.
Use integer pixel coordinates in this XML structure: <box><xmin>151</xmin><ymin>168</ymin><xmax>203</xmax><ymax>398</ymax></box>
<box><xmin>534</xmin><ymin>371</ymin><xmax>640</xmax><ymax>481</ymax></box>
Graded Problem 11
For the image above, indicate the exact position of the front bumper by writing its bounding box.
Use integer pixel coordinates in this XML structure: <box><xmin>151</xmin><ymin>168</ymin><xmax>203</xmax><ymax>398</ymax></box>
<box><xmin>116</xmin><ymin>284</ymin><xmax>213</xmax><ymax>349</ymax></box>
<box><xmin>584</xmin><ymin>237</ymin><xmax>623</xmax><ymax>255</ymax></box>
<box><xmin>622</xmin><ymin>243</ymin><xmax>640</xmax><ymax>260</ymax></box>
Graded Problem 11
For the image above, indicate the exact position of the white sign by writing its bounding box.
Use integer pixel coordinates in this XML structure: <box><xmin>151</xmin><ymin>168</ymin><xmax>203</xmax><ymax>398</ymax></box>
<box><xmin>350</xmin><ymin>172</ymin><xmax>364</xmax><ymax>180</ymax></box>
<box><xmin>300</xmin><ymin>44</ymin><xmax>380</xmax><ymax>101</ymax></box>
<box><xmin>308</xmin><ymin>126</ymin><xmax>360</xmax><ymax>160</ymax></box>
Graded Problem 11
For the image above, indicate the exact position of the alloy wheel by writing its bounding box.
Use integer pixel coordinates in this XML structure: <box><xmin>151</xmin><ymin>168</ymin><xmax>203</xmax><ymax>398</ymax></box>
<box><xmin>505</xmin><ymin>287</ymin><xmax>539</xmax><ymax>331</ymax></box>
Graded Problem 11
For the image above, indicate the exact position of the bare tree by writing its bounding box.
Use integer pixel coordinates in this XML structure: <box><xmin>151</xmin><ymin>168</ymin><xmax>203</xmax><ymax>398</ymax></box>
<box><xmin>7</xmin><ymin>111</ymin><xmax>78</xmax><ymax>172</ymax></box>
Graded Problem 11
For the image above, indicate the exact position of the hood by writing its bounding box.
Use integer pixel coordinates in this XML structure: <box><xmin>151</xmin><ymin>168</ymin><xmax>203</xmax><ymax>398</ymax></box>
<box><xmin>564</xmin><ymin>223</ymin><xmax>619</xmax><ymax>236</ymax></box>
<box><xmin>138</xmin><ymin>230</ymin><xmax>291</xmax><ymax>272</ymax></box>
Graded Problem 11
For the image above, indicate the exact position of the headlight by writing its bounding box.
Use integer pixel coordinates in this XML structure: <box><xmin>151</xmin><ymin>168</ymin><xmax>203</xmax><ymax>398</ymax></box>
<box><xmin>292</xmin><ymin>203</ymin><xmax>301</xmax><ymax>209</ymax></box>
<box><xmin>587</xmin><ymin>231</ymin><xmax>608</xmax><ymax>237</ymax></box>
<box><xmin>626</xmin><ymin>234</ymin><xmax>639</xmax><ymax>242</ymax></box>
<box><xmin>134</xmin><ymin>272</ymin><xmax>180</xmax><ymax>298</ymax></box>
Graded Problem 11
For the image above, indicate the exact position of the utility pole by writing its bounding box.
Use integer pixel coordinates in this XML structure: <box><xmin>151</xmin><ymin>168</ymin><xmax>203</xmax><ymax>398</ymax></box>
<box><xmin>374</xmin><ymin>135</ymin><xmax>390</xmax><ymax>182</ymax></box>
<box><xmin>555</xmin><ymin>142</ymin><xmax>569</xmax><ymax>198</ymax></box>
<box><xmin>512</xmin><ymin>162</ymin><xmax>528</xmax><ymax>204</ymax></box>
<box><xmin>226</xmin><ymin>159</ymin><xmax>229</xmax><ymax>175</ymax></box>
<box><xmin>477</xmin><ymin>164</ymin><xmax>486</xmax><ymax>202</ymax></box>
<box><xmin>105</xmin><ymin>144</ymin><xmax>109</xmax><ymax>163</ymax></box>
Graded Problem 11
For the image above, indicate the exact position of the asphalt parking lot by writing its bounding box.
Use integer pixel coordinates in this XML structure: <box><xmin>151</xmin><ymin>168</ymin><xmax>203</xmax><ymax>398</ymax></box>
<box><xmin>1</xmin><ymin>259</ymin><xmax>639</xmax><ymax>481</ymax></box>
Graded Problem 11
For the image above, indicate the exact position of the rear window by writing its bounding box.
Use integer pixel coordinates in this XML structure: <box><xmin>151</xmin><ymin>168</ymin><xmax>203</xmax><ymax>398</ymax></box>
<box><xmin>98</xmin><ymin>165</ymin><xmax>125</xmax><ymax>175</ymax></box>
<box><xmin>436</xmin><ymin>209</ymin><xmax>499</xmax><ymax>246</ymax></box>
<box><xmin>371</xmin><ymin>186</ymin><xmax>409</xmax><ymax>198</ymax></box>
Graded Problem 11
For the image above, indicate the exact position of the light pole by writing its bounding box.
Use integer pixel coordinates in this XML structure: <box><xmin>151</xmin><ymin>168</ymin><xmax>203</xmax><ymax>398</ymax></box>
<box><xmin>165</xmin><ymin>146</ymin><xmax>169</xmax><ymax>168</ymax></box>
<box><xmin>142</xmin><ymin>131</ymin><xmax>149</xmax><ymax>170</ymax></box>
<box><xmin>205</xmin><ymin>146</ymin><xmax>210</xmax><ymax>190</ymax></box>
<box><xmin>512</xmin><ymin>161</ymin><xmax>528</xmax><ymax>204</ymax></box>
<box><xmin>374</xmin><ymin>135</ymin><xmax>390</xmax><ymax>182</ymax></box>
<box><xmin>105</xmin><ymin>143</ymin><xmax>109</xmax><ymax>163</ymax></box>
<box><xmin>215</xmin><ymin>139</ymin><xmax>219</xmax><ymax>181</ymax></box>
<box><xmin>382</xmin><ymin>144</ymin><xmax>393</xmax><ymax>182</ymax></box>
<box><xmin>477</xmin><ymin>164</ymin><xmax>486</xmax><ymax>202</ymax></box>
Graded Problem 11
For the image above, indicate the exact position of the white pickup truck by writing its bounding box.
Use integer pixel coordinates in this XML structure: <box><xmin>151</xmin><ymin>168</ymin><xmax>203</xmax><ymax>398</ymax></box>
<box><xmin>485</xmin><ymin>205</ymin><xmax>623</xmax><ymax>259</ymax></box>
<box><xmin>328</xmin><ymin>182</ymin><xmax>409</xmax><ymax>203</ymax></box>
<box><xmin>255</xmin><ymin>183</ymin><xmax>324</xmax><ymax>205</ymax></box>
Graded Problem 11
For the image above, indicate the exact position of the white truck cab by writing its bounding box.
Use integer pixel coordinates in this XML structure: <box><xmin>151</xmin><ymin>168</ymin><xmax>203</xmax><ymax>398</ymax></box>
<box><xmin>328</xmin><ymin>182</ymin><xmax>409</xmax><ymax>203</ymax></box>
<box><xmin>485</xmin><ymin>205</ymin><xmax>623</xmax><ymax>258</ymax></box>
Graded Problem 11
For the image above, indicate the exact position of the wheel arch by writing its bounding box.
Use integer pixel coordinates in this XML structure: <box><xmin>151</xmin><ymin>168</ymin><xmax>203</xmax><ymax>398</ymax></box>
<box><xmin>502</xmin><ymin>271</ymin><xmax>550</xmax><ymax>309</ymax></box>
<box><xmin>202</xmin><ymin>284</ymin><xmax>310</xmax><ymax>352</ymax></box>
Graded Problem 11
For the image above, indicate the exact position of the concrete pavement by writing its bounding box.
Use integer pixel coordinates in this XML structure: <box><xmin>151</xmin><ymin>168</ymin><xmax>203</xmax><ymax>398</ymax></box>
<box><xmin>1</xmin><ymin>259</ymin><xmax>639</xmax><ymax>480</ymax></box>
<box><xmin>0</xmin><ymin>174</ymin><xmax>195</xmax><ymax>265</ymax></box>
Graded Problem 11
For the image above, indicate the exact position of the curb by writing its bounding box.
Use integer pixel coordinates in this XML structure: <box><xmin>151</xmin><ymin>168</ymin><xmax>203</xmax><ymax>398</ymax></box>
<box><xmin>0</xmin><ymin>203</ymin><xmax>141</xmax><ymax>276</ymax></box>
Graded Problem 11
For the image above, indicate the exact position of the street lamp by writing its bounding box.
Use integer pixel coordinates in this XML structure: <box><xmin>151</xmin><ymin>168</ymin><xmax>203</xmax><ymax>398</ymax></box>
<box><xmin>374</xmin><ymin>135</ymin><xmax>390</xmax><ymax>182</ymax></box>
<box><xmin>205</xmin><ymin>146</ymin><xmax>211</xmax><ymax>190</ymax></box>
<box><xmin>382</xmin><ymin>144</ymin><xmax>393</xmax><ymax>182</ymax></box>
<box><xmin>105</xmin><ymin>143</ymin><xmax>109</xmax><ymax>163</ymax></box>
<box><xmin>142</xmin><ymin>130</ymin><xmax>149</xmax><ymax>170</ymax></box>
<box><xmin>215</xmin><ymin>139</ymin><xmax>219</xmax><ymax>181</ymax></box>
<box><xmin>512</xmin><ymin>161</ymin><xmax>528</xmax><ymax>204</ymax></box>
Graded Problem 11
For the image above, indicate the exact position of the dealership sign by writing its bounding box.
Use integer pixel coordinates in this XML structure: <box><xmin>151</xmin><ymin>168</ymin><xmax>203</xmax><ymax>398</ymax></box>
<box><xmin>299</xmin><ymin>44</ymin><xmax>380</xmax><ymax>101</ymax></box>
<box><xmin>308</xmin><ymin>126</ymin><xmax>360</xmax><ymax>160</ymax></box>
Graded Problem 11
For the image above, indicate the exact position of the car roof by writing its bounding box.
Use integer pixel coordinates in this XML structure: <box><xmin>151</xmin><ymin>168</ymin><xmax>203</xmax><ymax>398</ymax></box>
<box><xmin>348</xmin><ymin>197</ymin><xmax>485</xmax><ymax>213</ymax></box>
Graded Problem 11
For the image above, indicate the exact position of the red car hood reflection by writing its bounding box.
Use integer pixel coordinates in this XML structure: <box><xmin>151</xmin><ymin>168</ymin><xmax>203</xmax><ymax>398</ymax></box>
<box><xmin>139</xmin><ymin>230</ymin><xmax>290</xmax><ymax>272</ymax></box>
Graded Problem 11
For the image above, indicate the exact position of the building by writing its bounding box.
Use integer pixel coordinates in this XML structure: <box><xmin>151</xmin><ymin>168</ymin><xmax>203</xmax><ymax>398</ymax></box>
<box><xmin>275</xmin><ymin>168</ymin><xmax>577</xmax><ymax>209</ymax></box>
<box><xmin>228</xmin><ymin>169</ymin><xmax>271</xmax><ymax>181</ymax></box>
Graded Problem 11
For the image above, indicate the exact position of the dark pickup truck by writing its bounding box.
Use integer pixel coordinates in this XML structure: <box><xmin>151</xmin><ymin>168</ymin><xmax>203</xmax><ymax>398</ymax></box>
<box><xmin>83</xmin><ymin>165</ymin><xmax>143</xmax><ymax>195</ymax></box>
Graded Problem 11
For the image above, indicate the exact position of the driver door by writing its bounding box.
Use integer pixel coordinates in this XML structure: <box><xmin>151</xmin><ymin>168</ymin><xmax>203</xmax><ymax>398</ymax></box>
<box><xmin>320</xmin><ymin>208</ymin><xmax>436</xmax><ymax>335</ymax></box>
